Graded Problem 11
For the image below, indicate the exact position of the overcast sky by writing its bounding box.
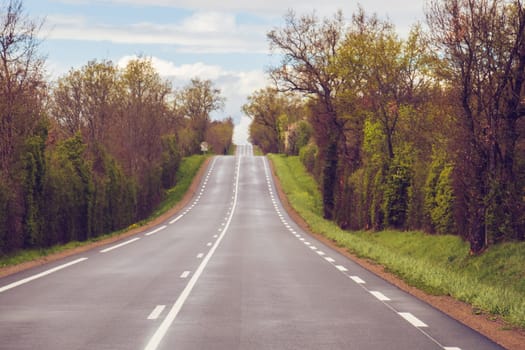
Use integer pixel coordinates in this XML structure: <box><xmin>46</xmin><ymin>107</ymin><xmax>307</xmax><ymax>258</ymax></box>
<box><xmin>24</xmin><ymin>0</ymin><xmax>427</xmax><ymax>144</ymax></box>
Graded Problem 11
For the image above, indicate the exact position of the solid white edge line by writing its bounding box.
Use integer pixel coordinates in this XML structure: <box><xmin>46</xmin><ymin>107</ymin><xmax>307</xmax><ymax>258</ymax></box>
<box><xmin>147</xmin><ymin>305</ymin><xmax>166</xmax><ymax>320</ymax></box>
<box><xmin>370</xmin><ymin>291</ymin><xmax>391</xmax><ymax>301</ymax></box>
<box><xmin>145</xmin><ymin>225</ymin><xmax>167</xmax><ymax>236</ymax></box>
<box><xmin>144</xmin><ymin>156</ymin><xmax>241</xmax><ymax>350</ymax></box>
<box><xmin>398</xmin><ymin>312</ymin><xmax>428</xmax><ymax>327</ymax></box>
<box><xmin>100</xmin><ymin>237</ymin><xmax>140</xmax><ymax>253</ymax></box>
<box><xmin>0</xmin><ymin>257</ymin><xmax>88</xmax><ymax>293</ymax></box>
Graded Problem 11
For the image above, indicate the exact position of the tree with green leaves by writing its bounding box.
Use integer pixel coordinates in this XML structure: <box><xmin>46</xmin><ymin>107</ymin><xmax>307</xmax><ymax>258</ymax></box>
<box><xmin>427</xmin><ymin>0</ymin><xmax>525</xmax><ymax>253</ymax></box>
<box><xmin>268</xmin><ymin>10</ymin><xmax>346</xmax><ymax>219</ymax></box>
<box><xmin>242</xmin><ymin>87</ymin><xmax>303</xmax><ymax>154</ymax></box>
<box><xmin>175</xmin><ymin>78</ymin><xmax>225</xmax><ymax>154</ymax></box>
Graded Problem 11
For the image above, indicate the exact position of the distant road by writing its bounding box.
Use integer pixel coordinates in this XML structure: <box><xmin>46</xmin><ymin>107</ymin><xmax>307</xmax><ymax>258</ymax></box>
<box><xmin>0</xmin><ymin>145</ymin><xmax>503</xmax><ymax>349</ymax></box>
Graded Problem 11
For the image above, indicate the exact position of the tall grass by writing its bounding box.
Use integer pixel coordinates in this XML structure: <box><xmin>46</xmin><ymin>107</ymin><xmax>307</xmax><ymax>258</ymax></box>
<box><xmin>269</xmin><ymin>154</ymin><xmax>525</xmax><ymax>328</ymax></box>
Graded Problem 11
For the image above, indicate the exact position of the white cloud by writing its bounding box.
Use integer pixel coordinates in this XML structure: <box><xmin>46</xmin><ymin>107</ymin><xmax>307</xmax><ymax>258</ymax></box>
<box><xmin>181</xmin><ymin>12</ymin><xmax>236</xmax><ymax>33</ymax></box>
<box><xmin>43</xmin><ymin>12</ymin><xmax>268</xmax><ymax>54</ymax></box>
<box><xmin>55</xmin><ymin>0</ymin><xmax>425</xmax><ymax>21</ymax></box>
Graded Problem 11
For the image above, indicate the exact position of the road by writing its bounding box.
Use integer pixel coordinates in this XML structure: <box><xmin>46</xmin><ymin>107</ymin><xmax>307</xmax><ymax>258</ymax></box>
<box><xmin>0</xmin><ymin>144</ymin><xmax>504</xmax><ymax>349</ymax></box>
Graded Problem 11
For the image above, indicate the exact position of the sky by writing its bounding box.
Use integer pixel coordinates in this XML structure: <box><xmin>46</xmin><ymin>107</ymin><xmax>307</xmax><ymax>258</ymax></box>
<box><xmin>23</xmin><ymin>0</ymin><xmax>427</xmax><ymax>144</ymax></box>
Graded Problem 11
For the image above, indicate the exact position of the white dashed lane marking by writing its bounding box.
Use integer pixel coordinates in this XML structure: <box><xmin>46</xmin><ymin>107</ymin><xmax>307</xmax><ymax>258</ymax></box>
<box><xmin>100</xmin><ymin>238</ymin><xmax>140</xmax><ymax>253</ymax></box>
<box><xmin>0</xmin><ymin>258</ymin><xmax>88</xmax><ymax>293</ymax></box>
<box><xmin>145</xmin><ymin>225</ymin><xmax>167</xmax><ymax>236</ymax></box>
<box><xmin>398</xmin><ymin>312</ymin><xmax>428</xmax><ymax>328</ymax></box>
<box><xmin>350</xmin><ymin>276</ymin><xmax>366</xmax><ymax>284</ymax></box>
<box><xmin>147</xmin><ymin>305</ymin><xmax>166</xmax><ymax>320</ymax></box>
<box><xmin>180</xmin><ymin>271</ymin><xmax>191</xmax><ymax>279</ymax></box>
<box><xmin>370</xmin><ymin>291</ymin><xmax>390</xmax><ymax>301</ymax></box>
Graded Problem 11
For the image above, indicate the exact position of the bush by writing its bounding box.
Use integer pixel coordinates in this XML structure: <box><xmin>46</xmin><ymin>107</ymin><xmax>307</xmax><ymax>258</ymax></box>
<box><xmin>299</xmin><ymin>143</ymin><xmax>319</xmax><ymax>175</ymax></box>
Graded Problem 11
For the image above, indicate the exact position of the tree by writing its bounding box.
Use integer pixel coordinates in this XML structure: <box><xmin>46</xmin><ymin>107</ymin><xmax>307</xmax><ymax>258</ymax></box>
<box><xmin>268</xmin><ymin>10</ymin><xmax>346</xmax><ymax>219</ymax></box>
<box><xmin>52</xmin><ymin>60</ymin><xmax>120</xmax><ymax>148</ymax></box>
<box><xmin>205</xmin><ymin>118</ymin><xmax>234</xmax><ymax>155</ymax></box>
<box><xmin>0</xmin><ymin>0</ymin><xmax>46</xmax><ymax>252</ymax></box>
<box><xmin>0</xmin><ymin>0</ymin><xmax>45</xmax><ymax>173</ymax></box>
<box><xmin>242</xmin><ymin>87</ymin><xmax>303</xmax><ymax>154</ymax></box>
<box><xmin>120</xmin><ymin>58</ymin><xmax>171</xmax><ymax>177</ymax></box>
<box><xmin>337</xmin><ymin>11</ymin><xmax>437</xmax><ymax>160</ymax></box>
<box><xmin>427</xmin><ymin>0</ymin><xmax>525</xmax><ymax>253</ymax></box>
<box><xmin>176</xmin><ymin>78</ymin><xmax>225</xmax><ymax>154</ymax></box>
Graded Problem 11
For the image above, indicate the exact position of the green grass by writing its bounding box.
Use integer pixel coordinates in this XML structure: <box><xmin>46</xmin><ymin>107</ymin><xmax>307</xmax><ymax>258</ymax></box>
<box><xmin>269</xmin><ymin>154</ymin><xmax>525</xmax><ymax>329</ymax></box>
<box><xmin>150</xmin><ymin>154</ymin><xmax>208</xmax><ymax>218</ymax></box>
<box><xmin>0</xmin><ymin>154</ymin><xmax>208</xmax><ymax>269</ymax></box>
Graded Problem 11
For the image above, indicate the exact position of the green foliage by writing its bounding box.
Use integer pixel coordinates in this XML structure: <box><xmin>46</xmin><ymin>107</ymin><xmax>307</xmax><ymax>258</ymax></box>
<box><xmin>0</xmin><ymin>180</ymin><xmax>8</xmax><ymax>254</ymax></box>
<box><xmin>151</xmin><ymin>155</ymin><xmax>208</xmax><ymax>218</ymax></box>
<box><xmin>45</xmin><ymin>134</ymin><xmax>94</xmax><ymax>243</ymax></box>
<box><xmin>161</xmin><ymin>134</ymin><xmax>181</xmax><ymax>189</ymax></box>
<box><xmin>270</xmin><ymin>154</ymin><xmax>525</xmax><ymax>328</ymax></box>
<box><xmin>299</xmin><ymin>143</ymin><xmax>319</xmax><ymax>176</ymax></box>
<box><xmin>484</xmin><ymin>179</ymin><xmax>519</xmax><ymax>244</ymax></box>
<box><xmin>382</xmin><ymin>147</ymin><xmax>413</xmax><ymax>229</ymax></box>
<box><xmin>21</xmin><ymin>133</ymin><xmax>47</xmax><ymax>247</ymax></box>
<box><xmin>287</xmin><ymin>120</ymin><xmax>313</xmax><ymax>155</ymax></box>
<box><xmin>0</xmin><ymin>154</ymin><xmax>208</xmax><ymax>268</ymax></box>
<box><xmin>424</xmin><ymin>150</ymin><xmax>456</xmax><ymax>234</ymax></box>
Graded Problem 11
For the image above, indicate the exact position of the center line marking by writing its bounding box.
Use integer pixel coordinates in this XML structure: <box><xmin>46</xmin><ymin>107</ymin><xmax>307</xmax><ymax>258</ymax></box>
<box><xmin>147</xmin><ymin>305</ymin><xmax>166</xmax><ymax>320</ymax></box>
<box><xmin>325</xmin><ymin>257</ymin><xmax>335</xmax><ymax>263</ymax></box>
<box><xmin>0</xmin><ymin>257</ymin><xmax>88</xmax><ymax>293</ymax></box>
<box><xmin>100</xmin><ymin>238</ymin><xmax>140</xmax><ymax>253</ymax></box>
<box><xmin>317</xmin><ymin>251</ymin><xmax>325</xmax><ymax>256</ymax></box>
<box><xmin>144</xmin><ymin>156</ymin><xmax>241</xmax><ymax>350</ymax></box>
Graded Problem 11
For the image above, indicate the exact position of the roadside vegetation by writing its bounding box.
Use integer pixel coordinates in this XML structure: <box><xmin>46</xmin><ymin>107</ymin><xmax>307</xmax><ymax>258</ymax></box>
<box><xmin>0</xmin><ymin>154</ymin><xmax>208</xmax><ymax>268</ymax></box>
<box><xmin>0</xmin><ymin>0</ymin><xmax>232</xmax><ymax>259</ymax></box>
<box><xmin>246</xmin><ymin>1</ymin><xmax>525</xmax><ymax>256</ymax></box>
<box><xmin>269</xmin><ymin>154</ymin><xmax>525</xmax><ymax>329</ymax></box>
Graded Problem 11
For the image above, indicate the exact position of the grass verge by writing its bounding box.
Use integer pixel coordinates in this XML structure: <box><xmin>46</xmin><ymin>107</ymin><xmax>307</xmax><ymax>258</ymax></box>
<box><xmin>0</xmin><ymin>154</ymin><xmax>208</xmax><ymax>269</ymax></box>
<box><xmin>268</xmin><ymin>154</ymin><xmax>525</xmax><ymax>329</ymax></box>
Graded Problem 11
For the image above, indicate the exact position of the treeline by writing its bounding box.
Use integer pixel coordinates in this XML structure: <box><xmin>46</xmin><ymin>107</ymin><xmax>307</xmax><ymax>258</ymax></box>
<box><xmin>0</xmin><ymin>0</ymin><xmax>233</xmax><ymax>254</ymax></box>
<box><xmin>245</xmin><ymin>0</ymin><xmax>525</xmax><ymax>254</ymax></box>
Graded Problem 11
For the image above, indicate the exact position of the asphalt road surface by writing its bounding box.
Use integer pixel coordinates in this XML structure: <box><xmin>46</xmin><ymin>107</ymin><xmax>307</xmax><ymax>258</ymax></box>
<box><xmin>0</xmin><ymin>144</ymin><xmax>504</xmax><ymax>349</ymax></box>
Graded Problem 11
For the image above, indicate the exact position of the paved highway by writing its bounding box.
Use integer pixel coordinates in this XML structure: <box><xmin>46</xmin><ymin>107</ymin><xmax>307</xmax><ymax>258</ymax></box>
<box><xmin>0</xmin><ymin>145</ymin><xmax>504</xmax><ymax>349</ymax></box>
